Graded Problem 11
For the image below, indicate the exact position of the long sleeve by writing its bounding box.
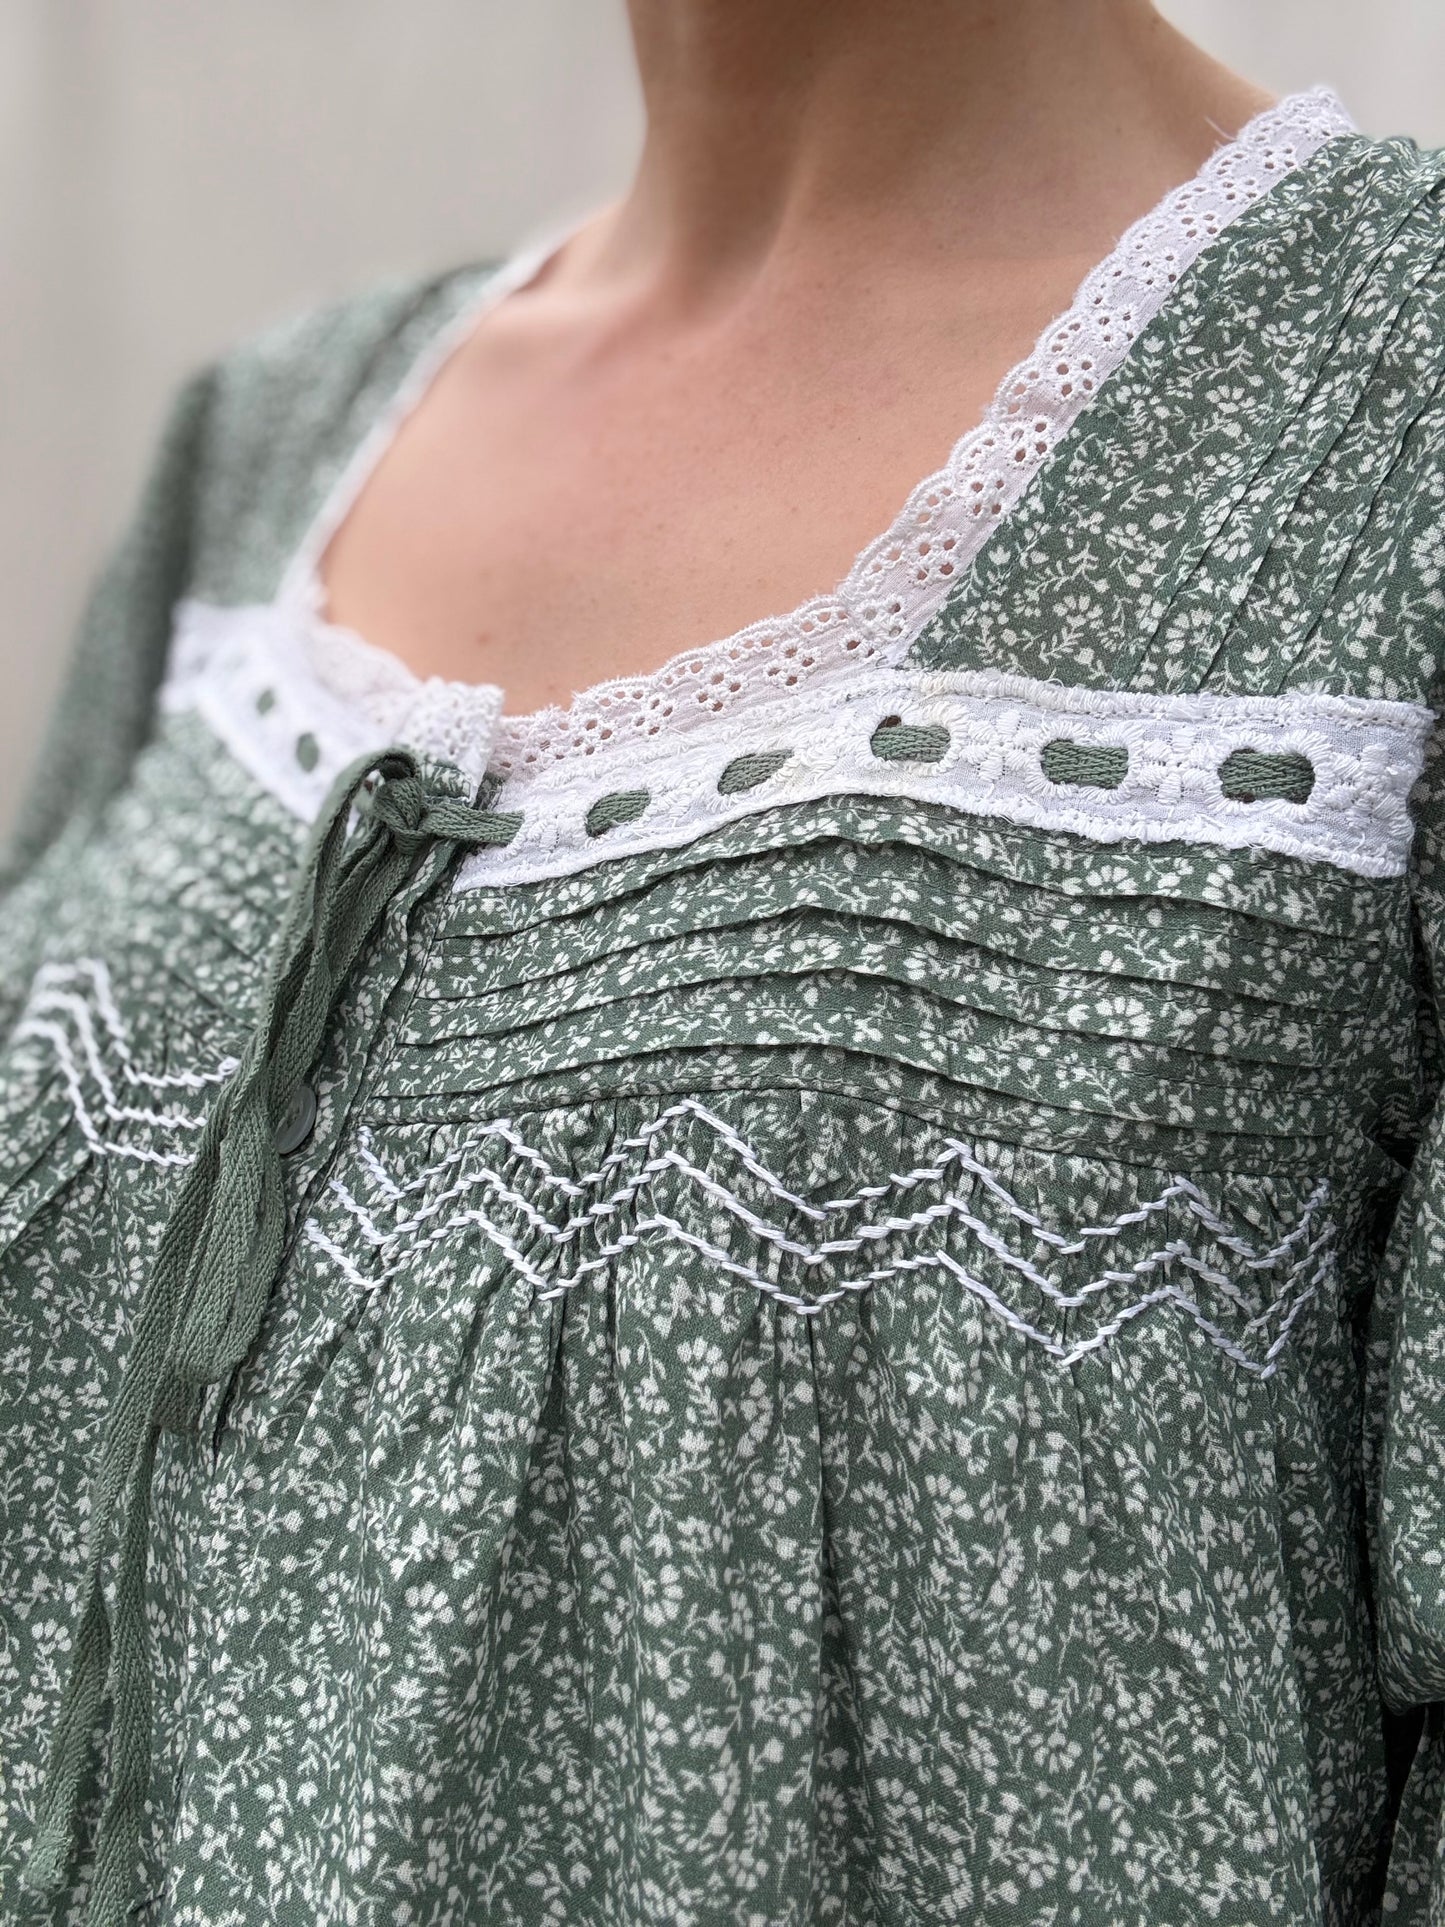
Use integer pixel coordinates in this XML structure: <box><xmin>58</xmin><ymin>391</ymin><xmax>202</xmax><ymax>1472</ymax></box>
<box><xmin>1369</xmin><ymin>703</ymin><xmax>1445</xmax><ymax>1912</ymax></box>
<box><xmin>0</xmin><ymin>364</ymin><xmax>218</xmax><ymax>891</ymax></box>
<box><xmin>0</xmin><ymin>259</ymin><xmax>504</xmax><ymax>900</ymax></box>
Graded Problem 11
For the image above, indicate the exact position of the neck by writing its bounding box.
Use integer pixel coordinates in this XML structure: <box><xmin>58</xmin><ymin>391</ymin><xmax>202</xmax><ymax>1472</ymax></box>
<box><xmin>579</xmin><ymin>0</ymin><xmax>1272</xmax><ymax>295</ymax></box>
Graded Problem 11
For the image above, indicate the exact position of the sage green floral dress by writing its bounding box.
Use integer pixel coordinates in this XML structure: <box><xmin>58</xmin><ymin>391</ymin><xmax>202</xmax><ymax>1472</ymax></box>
<box><xmin>6</xmin><ymin>89</ymin><xmax>1445</xmax><ymax>1927</ymax></box>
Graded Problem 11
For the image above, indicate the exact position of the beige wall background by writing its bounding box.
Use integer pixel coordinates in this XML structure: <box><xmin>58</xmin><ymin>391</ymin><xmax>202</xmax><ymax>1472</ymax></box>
<box><xmin>2</xmin><ymin>1</ymin><xmax>1442</xmax><ymax>838</ymax></box>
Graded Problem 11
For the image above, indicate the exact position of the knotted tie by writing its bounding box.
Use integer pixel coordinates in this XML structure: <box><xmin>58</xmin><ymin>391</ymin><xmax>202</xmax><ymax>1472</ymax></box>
<box><xmin>21</xmin><ymin>747</ymin><xmax>520</xmax><ymax>1927</ymax></box>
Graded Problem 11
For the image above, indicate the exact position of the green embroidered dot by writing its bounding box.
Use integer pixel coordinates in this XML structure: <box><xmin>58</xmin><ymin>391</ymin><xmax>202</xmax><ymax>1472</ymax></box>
<box><xmin>718</xmin><ymin>750</ymin><xmax>793</xmax><ymax>796</ymax></box>
<box><xmin>1041</xmin><ymin>739</ymin><xmax>1130</xmax><ymax>791</ymax></box>
<box><xmin>1219</xmin><ymin>747</ymin><xmax>1316</xmax><ymax>804</ymax></box>
<box><xmin>255</xmin><ymin>688</ymin><xmax>277</xmax><ymax>716</ymax></box>
<box><xmin>585</xmin><ymin>789</ymin><xmax>651</xmax><ymax>838</ymax></box>
<box><xmin>869</xmin><ymin>717</ymin><xmax>950</xmax><ymax>764</ymax></box>
<box><xmin>295</xmin><ymin>733</ymin><xmax>320</xmax><ymax>773</ymax></box>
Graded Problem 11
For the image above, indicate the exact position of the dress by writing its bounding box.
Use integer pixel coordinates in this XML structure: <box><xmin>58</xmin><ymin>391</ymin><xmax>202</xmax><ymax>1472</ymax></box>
<box><xmin>4</xmin><ymin>86</ymin><xmax>1445</xmax><ymax>1926</ymax></box>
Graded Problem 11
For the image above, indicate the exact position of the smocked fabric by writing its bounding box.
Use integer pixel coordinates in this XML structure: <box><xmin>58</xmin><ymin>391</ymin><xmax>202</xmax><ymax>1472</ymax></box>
<box><xmin>5</xmin><ymin>100</ymin><xmax>1445</xmax><ymax>1927</ymax></box>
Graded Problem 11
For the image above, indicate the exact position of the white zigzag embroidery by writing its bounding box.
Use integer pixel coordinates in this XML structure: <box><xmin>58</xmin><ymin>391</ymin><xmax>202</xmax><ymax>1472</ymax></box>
<box><xmin>10</xmin><ymin>958</ymin><xmax>235</xmax><ymax>1168</ymax></box>
<box><xmin>306</xmin><ymin>1099</ymin><xmax>1333</xmax><ymax>1376</ymax></box>
<box><xmin>10</xmin><ymin>968</ymin><xmax>1334</xmax><ymax>1376</ymax></box>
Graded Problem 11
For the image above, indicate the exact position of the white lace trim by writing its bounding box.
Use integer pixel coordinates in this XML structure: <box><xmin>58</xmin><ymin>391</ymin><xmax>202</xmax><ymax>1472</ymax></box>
<box><xmin>163</xmin><ymin>599</ymin><xmax>1433</xmax><ymax>884</ymax></box>
<box><xmin>162</xmin><ymin>598</ymin><xmax>504</xmax><ymax>815</ymax></box>
<box><xmin>304</xmin><ymin>1100</ymin><xmax>1335</xmax><ymax>1375</ymax></box>
<box><xmin>450</xmin><ymin>662</ymin><xmax>1430</xmax><ymax>887</ymax></box>
<box><xmin>286</xmin><ymin>86</ymin><xmax>1356</xmax><ymax>780</ymax></box>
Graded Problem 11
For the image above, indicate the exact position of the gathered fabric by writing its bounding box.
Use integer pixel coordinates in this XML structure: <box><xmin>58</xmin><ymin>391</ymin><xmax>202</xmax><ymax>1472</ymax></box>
<box><xmin>20</xmin><ymin>750</ymin><xmax>519</xmax><ymax>1927</ymax></box>
<box><xmin>6</xmin><ymin>94</ymin><xmax>1445</xmax><ymax>1927</ymax></box>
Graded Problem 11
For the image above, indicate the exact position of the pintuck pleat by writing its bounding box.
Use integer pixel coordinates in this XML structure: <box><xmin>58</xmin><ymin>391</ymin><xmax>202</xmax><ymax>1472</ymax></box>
<box><xmin>9</xmin><ymin>120</ymin><xmax>1445</xmax><ymax>1927</ymax></box>
<box><xmin>1</xmin><ymin>703</ymin><xmax>1411</xmax><ymax>1924</ymax></box>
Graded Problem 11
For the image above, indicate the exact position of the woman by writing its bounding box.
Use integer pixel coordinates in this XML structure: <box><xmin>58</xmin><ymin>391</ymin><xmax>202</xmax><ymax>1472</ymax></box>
<box><xmin>3</xmin><ymin>1</ymin><xmax>1443</xmax><ymax>1921</ymax></box>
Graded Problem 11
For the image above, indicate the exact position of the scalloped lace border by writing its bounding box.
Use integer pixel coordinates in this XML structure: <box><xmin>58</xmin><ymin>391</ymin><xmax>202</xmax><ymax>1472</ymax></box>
<box><xmin>161</xmin><ymin>598</ymin><xmax>1433</xmax><ymax>886</ymax></box>
<box><xmin>288</xmin><ymin>85</ymin><xmax>1356</xmax><ymax>783</ymax></box>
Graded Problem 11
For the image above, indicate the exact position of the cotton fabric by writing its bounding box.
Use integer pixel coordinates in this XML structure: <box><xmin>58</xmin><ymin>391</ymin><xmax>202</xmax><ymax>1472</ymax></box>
<box><xmin>5</xmin><ymin>110</ymin><xmax>1445</xmax><ymax>1927</ymax></box>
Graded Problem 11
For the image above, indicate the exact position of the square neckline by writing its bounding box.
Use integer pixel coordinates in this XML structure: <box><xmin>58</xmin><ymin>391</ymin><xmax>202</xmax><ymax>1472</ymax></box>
<box><xmin>272</xmin><ymin>86</ymin><xmax>1358</xmax><ymax>785</ymax></box>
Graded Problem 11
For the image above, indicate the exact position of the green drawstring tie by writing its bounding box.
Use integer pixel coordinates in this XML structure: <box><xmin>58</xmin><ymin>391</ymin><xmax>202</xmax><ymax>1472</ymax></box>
<box><xmin>21</xmin><ymin>746</ymin><xmax>519</xmax><ymax>1927</ymax></box>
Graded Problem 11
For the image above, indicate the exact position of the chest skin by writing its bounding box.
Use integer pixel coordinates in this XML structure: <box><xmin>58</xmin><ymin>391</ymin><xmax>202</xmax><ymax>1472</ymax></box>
<box><xmin>315</xmin><ymin>243</ymin><xmax>1106</xmax><ymax>715</ymax></box>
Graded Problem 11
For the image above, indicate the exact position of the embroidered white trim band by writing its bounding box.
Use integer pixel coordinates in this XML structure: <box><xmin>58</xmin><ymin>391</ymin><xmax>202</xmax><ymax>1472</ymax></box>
<box><xmin>162</xmin><ymin>599</ymin><xmax>504</xmax><ymax>816</ymax></box>
<box><xmin>457</xmin><ymin>667</ymin><xmax>1433</xmax><ymax>885</ymax></box>
<box><xmin>163</xmin><ymin>601</ymin><xmax>1432</xmax><ymax>883</ymax></box>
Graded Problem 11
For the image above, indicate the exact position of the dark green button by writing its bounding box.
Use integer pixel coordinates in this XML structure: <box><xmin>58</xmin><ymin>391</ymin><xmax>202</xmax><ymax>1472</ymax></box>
<box><xmin>275</xmin><ymin>1081</ymin><xmax>318</xmax><ymax>1156</ymax></box>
